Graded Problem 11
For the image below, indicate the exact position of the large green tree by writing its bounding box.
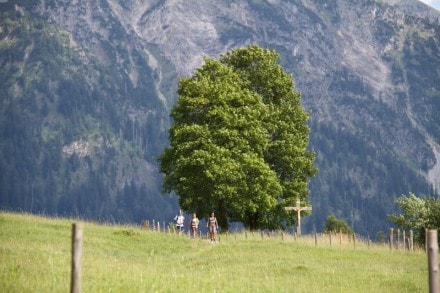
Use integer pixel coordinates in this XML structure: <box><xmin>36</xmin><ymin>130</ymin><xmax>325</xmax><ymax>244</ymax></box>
<box><xmin>158</xmin><ymin>45</ymin><xmax>317</xmax><ymax>231</ymax></box>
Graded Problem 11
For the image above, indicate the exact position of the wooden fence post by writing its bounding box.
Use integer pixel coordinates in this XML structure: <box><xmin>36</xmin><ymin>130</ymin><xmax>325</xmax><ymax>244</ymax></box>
<box><xmin>427</xmin><ymin>230</ymin><xmax>439</xmax><ymax>293</ymax></box>
<box><xmin>402</xmin><ymin>230</ymin><xmax>406</xmax><ymax>251</ymax></box>
<box><xmin>426</xmin><ymin>228</ymin><xmax>428</xmax><ymax>253</ymax></box>
<box><xmin>410</xmin><ymin>230</ymin><xmax>414</xmax><ymax>251</ymax></box>
<box><xmin>389</xmin><ymin>228</ymin><xmax>394</xmax><ymax>250</ymax></box>
<box><xmin>71</xmin><ymin>223</ymin><xmax>83</xmax><ymax>293</ymax></box>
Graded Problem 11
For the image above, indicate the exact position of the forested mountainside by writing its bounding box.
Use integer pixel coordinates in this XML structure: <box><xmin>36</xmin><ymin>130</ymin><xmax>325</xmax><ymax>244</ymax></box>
<box><xmin>0</xmin><ymin>0</ymin><xmax>439</xmax><ymax>236</ymax></box>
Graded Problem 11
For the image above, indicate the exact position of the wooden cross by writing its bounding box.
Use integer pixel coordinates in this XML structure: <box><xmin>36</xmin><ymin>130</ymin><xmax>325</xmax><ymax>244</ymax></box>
<box><xmin>285</xmin><ymin>199</ymin><xmax>312</xmax><ymax>236</ymax></box>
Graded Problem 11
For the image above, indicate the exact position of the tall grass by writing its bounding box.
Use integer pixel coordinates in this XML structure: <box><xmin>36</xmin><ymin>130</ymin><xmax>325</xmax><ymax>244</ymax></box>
<box><xmin>0</xmin><ymin>212</ymin><xmax>429</xmax><ymax>292</ymax></box>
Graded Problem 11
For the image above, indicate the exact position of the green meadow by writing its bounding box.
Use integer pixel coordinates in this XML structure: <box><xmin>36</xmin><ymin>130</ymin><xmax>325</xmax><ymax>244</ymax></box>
<box><xmin>0</xmin><ymin>212</ymin><xmax>429</xmax><ymax>292</ymax></box>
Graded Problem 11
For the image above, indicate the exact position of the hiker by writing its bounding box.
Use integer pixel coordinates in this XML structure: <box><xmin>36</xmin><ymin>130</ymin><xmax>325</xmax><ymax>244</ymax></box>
<box><xmin>206</xmin><ymin>212</ymin><xmax>219</xmax><ymax>242</ymax></box>
<box><xmin>174</xmin><ymin>210</ymin><xmax>185</xmax><ymax>234</ymax></box>
<box><xmin>189</xmin><ymin>213</ymin><xmax>199</xmax><ymax>238</ymax></box>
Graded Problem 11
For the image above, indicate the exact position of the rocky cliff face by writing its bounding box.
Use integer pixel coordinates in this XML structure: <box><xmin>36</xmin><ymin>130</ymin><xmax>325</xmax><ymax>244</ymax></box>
<box><xmin>106</xmin><ymin>0</ymin><xmax>440</xmax><ymax>187</ymax></box>
<box><xmin>1</xmin><ymin>0</ymin><xmax>439</xmax><ymax>235</ymax></box>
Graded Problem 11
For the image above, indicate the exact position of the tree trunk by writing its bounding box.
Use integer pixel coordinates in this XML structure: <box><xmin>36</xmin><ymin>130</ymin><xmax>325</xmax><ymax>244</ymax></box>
<box><xmin>248</xmin><ymin>212</ymin><xmax>259</xmax><ymax>231</ymax></box>
<box><xmin>217</xmin><ymin>199</ymin><xmax>229</xmax><ymax>232</ymax></box>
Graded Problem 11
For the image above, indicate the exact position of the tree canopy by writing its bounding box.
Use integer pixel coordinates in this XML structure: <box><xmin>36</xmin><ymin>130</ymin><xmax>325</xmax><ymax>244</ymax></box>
<box><xmin>323</xmin><ymin>215</ymin><xmax>353</xmax><ymax>235</ymax></box>
<box><xmin>158</xmin><ymin>45</ymin><xmax>317</xmax><ymax>231</ymax></box>
<box><xmin>388</xmin><ymin>192</ymin><xmax>440</xmax><ymax>244</ymax></box>
<box><xmin>388</xmin><ymin>193</ymin><xmax>440</xmax><ymax>229</ymax></box>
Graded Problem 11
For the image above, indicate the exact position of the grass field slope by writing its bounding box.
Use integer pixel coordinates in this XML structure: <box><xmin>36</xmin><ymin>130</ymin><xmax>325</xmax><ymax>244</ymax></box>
<box><xmin>0</xmin><ymin>212</ymin><xmax>429</xmax><ymax>292</ymax></box>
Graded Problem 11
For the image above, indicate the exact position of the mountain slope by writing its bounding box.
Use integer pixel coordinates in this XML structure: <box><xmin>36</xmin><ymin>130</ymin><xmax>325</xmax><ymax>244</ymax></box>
<box><xmin>1</xmin><ymin>0</ymin><xmax>439</xmax><ymax>235</ymax></box>
<box><xmin>0</xmin><ymin>0</ymin><xmax>178</xmax><ymax>222</ymax></box>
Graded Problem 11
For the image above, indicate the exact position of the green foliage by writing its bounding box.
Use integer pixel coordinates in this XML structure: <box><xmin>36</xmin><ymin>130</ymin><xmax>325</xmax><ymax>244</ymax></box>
<box><xmin>159</xmin><ymin>45</ymin><xmax>317</xmax><ymax>231</ymax></box>
<box><xmin>388</xmin><ymin>192</ymin><xmax>440</xmax><ymax>230</ymax></box>
<box><xmin>387</xmin><ymin>193</ymin><xmax>429</xmax><ymax>230</ymax></box>
<box><xmin>388</xmin><ymin>193</ymin><xmax>440</xmax><ymax>244</ymax></box>
<box><xmin>0</xmin><ymin>212</ymin><xmax>429</xmax><ymax>292</ymax></box>
<box><xmin>323</xmin><ymin>214</ymin><xmax>353</xmax><ymax>235</ymax></box>
<box><xmin>376</xmin><ymin>231</ymin><xmax>387</xmax><ymax>243</ymax></box>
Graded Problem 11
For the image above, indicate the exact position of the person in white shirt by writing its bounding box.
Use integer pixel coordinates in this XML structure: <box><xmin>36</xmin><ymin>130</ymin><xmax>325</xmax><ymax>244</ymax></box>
<box><xmin>174</xmin><ymin>210</ymin><xmax>185</xmax><ymax>234</ymax></box>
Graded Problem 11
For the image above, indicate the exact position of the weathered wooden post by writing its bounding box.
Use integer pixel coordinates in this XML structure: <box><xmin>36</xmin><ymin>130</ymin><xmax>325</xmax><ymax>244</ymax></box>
<box><xmin>71</xmin><ymin>223</ymin><xmax>83</xmax><ymax>293</ymax></box>
<box><xmin>397</xmin><ymin>229</ymin><xmax>400</xmax><ymax>250</ymax></box>
<box><xmin>426</xmin><ymin>228</ymin><xmax>428</xmax><ymax>253</ymax></box>
<box><xmin>402</xmin><ymin>230</ymin><xmax>406</xmax><ymax>251</ymax></box>
<box><xmin>314</xmin><ymin>231</ymin><xmax>317</xmax><ymax>246</ymax></box>
<box><xmin>427</xmin><ymin>230</ymin><xmax>439</xmax><ymax>293</ymax></box>
<box><xmin>284</xmin><ymin>199</ymin><xmax>312</xmax><ymax>236</ymax></box>
<box><xmin>389</xmin><ymin>228</ymin><xmax>394</xmax><ymax>250</ymax></box>
<box><xmin>410</xmin><ymin>230</ymin><xmax>414</xmax><ymax>251</ymax></box>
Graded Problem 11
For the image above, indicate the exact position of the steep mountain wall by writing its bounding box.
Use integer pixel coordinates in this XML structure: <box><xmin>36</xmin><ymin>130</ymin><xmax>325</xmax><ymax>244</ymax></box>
<box><xmin>1</xmin><ymin>0</ymin><xmax>439</xmax><ymax>235</ymax></box>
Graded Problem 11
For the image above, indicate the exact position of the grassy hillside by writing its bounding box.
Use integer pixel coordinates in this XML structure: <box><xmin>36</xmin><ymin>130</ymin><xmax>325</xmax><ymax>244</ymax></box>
<box><xmin>0</xmin><ymin>212</ymin><xmax>429</xmax><ymax>292</ymax></box>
